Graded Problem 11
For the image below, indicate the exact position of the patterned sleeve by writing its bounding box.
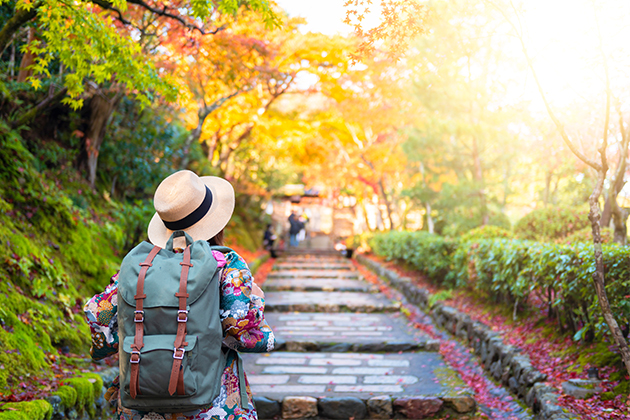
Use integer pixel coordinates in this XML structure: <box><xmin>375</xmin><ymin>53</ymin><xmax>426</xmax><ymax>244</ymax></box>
<box><xmin>83</xmin><ymin>273</ymin><xmax>119</xmax><ymax>361</ymax></box>
<box><xmin>220</xmin><ymin>251</ymin><xmax>275</xmax><ymax>353</ymax></box>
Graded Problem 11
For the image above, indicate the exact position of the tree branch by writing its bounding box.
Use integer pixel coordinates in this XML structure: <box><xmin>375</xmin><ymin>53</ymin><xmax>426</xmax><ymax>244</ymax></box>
<box><xmin>11</xmin><ymin>87</ymin><xmax>69</xmax><ymax>128</ymax></box>
<box><xmin>489</xmin><ymin>0</ymin><xmax>601</xmax><ymax>170</ymax></box>
<box><xmin>0</xmin><ymin>4</ymin><xmax>38</xmax><ymax>54</ymax></box>
<box><xmin>91</xmin><ymin>0</ymin><xmax>224</xmax><ymax>35</ymax></box>
<box><xmin>125</xmin><ymin>0</ymin><xmax>224</xmax><ymax>35</ymax></box>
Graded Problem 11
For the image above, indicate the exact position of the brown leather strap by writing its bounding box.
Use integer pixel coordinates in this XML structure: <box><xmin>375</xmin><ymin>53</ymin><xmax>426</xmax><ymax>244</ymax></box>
<box><xmin>169</xmin><ymin>245</ymin><xmax>192</xmax><ymax>396</ymax></box>
<box><xmin>177</xmin><ymin>367</ymin><xmax>185</xmax><ymax>395</ymax></box>
<box><xmin>129</xmin><ymin>245</ymin><xmax>161</xmax><ymax>399</ymax></box>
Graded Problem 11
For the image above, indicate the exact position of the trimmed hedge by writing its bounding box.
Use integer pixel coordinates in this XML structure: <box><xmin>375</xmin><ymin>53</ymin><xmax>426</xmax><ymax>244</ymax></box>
<box><xmin>368</xmin><ymin>231</ymin><xmax>630</xmax><ymax>340</ymax></box>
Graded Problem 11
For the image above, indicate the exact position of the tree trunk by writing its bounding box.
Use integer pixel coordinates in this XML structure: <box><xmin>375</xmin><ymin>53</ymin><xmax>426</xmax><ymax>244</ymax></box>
<box><xmin>471</xmin><ymin>137</ymin><xmax>488</xmax><ymax>225</ymax></box>
<box><xmin>377</xmin><ymin>177</ymin><xmax>395</xmax><ymax>230</ymax></box>
<box><xmin>0</xmin><ymin>5</ymin><xmax>37</xmax><ymax>54</ymax></box>
<box><xmin>601</xmin><ymin>191</ymin><xmax>613</xmax><ymax>227</ymax></box>
<box><xmin>180</xmin><ymin>90</ymin><xmax>244</xmax><ymax>169</ymax></box>
<box><xmin>543</xmin><ymin>170</ymin><xmax>553</xmax><ymax>205</ymax></box>
<box><xmin>588</xmin><ymin>168</ymin><xmax>630</xmax><ymax>375</ymax></box>
<box><xmin>610</xmin><ymin>199</ymin><xmax>628</xmax><ymax>245</ymax></box>
<box><xmin>425</xmin><ymin>202</ymin><xmax>434</xmax><ymax>234</ymax></box>
<box><xmin>17</xmin><ymin>27</ymin><xmax>35</xmax><ymax>83</ymax></box>
<box><xmin>85</xmin><ymin>91</ymin><xmax>122</xmax><ymax>189</ymax></box>
<box><xmin>180</xmin><ymin>116</ymin><xmax>205</xmax><ymax>170</ymax></box>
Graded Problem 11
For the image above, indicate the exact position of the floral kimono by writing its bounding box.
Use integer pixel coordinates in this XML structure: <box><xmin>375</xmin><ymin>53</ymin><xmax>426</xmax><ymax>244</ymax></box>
<box><xmin>84</xmin><ymin>250</ymin><xmax>275</xmax><ymax>420</ymax></box>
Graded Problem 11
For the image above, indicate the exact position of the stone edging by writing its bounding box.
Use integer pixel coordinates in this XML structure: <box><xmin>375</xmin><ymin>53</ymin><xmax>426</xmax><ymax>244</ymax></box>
<box><xmin>0</xmin><ymin>367</ymin><xmax>117</xmax><ymax>420</ymax></box>
<box><xmin>255</xmin><ymin>394</ymin><xmax>475</xmax><ymax>420</ymax></box>
<box><xmin>356</xmin><ymin>253</ymin><xmax>579</xmax><ymax>420</ymax></box>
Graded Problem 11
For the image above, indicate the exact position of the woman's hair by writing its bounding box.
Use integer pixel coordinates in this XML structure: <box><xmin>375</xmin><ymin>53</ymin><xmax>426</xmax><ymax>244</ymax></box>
<box><xmin>208</xmin><ymin>229</ymin><xmax>225</xmax><ymax>246</ymax></box>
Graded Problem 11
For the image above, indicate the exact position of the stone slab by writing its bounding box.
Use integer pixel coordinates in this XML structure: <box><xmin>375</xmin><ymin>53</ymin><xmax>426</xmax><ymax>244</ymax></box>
<box><xmin>243</xmin><ymin>352</ymin><xmax>468</xmax><ymax>401</ymax></box>
<box><xmin>267</xmin><ymin>270</ymin><xmax>360</xmax><ymax>279</ymax></box>
<box><xmin>273</xmin><ymin>263</ymin><xmax>353</xmax><ymax>270</ymax></box>
<box><xmin>279</xmin><ymin>257</ymin><xmax>346</xmax><ymax>263</ymax></box>
<box><xmin>264</xmin><ymin>278</ymin><xmax>375</xmax><ymax>292</ymax></box>
<box><xmin>266</xmin><ymin>312</ymin><xmax>436</xmax><ymax>352</ymax></box>
<box><xmin>264</xmin><ymin>291</ymin><xmax>399</xmax><ymax>313</ymax></box>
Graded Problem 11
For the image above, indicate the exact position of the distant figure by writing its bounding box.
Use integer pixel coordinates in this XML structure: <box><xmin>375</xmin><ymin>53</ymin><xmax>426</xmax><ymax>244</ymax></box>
<box><xmin>288</xmin><ymin>211</ymin><xmax>301</xmax><ymax>247</ymax></box>
<box><xmin>297</xmin><ymin>212</ymin><xmax>308</xmax><ymax>243</ymax></box>
<box><xmin>263</xmin><ymin>224</ymin><xmax>278</xmax><ymax>258</ymax></box>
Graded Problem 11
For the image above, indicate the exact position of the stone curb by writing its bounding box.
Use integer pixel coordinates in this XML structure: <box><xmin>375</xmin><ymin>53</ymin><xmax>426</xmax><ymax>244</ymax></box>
<box><xmin>48</xmin><ymin>367</ymin><xmax>118</xmax><ymax>420</ymax></box>
<box><xmin>355</xmin><ymin>254</ymin><xmax>579</xmax><ymax>420</ymax></box>
<box><xmin>254</xmin><ymin>393</ymin><xmax>475</xmax><ymax>420</ymax></box>
<box><xmin>0</xmin><ymin>367</ymin><xmax>118</xmax><ymax>420</ymax></box>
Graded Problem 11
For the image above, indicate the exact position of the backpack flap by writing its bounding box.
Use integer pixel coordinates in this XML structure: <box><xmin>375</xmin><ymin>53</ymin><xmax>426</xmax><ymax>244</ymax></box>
<box><xmin>121</xmin><ymin>335</ymin><xmax>198</xmax><ymax>398</ymax></box>
<box><xmin>118</xmin><ymin>241</ymin><xmax>219</xmax><ymax>309</ymax></box>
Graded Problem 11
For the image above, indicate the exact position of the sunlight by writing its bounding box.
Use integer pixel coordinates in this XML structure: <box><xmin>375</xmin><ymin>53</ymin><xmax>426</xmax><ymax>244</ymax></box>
<box><xmin>514</xmin><ymin>0</ymin><xmax>630</xmax><ymax>113</ymax></box>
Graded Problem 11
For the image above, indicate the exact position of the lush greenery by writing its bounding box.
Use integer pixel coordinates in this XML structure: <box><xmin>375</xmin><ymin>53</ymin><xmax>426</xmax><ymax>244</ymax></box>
<box><xmin>369</xmin><ymin>230</ymin><xmax>629</xmax><ymax>341</ymax></box>
<box><xmin>0</xmin><ymin>126</ymin><xmax>125</xmax><ymax>391</ymax></box>
<box><xmin>513</xmin><ymin>206</ymin><xmax>591</xmax><ymax>242</ymax></box>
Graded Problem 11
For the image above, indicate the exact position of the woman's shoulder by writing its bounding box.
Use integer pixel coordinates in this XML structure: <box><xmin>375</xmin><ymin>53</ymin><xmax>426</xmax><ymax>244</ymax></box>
<box><xmin>224</xmin><ymin>250</ymin><xmax>249</xmax><ymax>270</ymax></box>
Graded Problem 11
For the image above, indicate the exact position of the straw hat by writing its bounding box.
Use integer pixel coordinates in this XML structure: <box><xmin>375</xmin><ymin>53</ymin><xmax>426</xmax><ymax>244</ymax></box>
<box><xmin>147</xmin><ymin>170</ymin><xmax>235</xmax><ymax>248</ymax></box>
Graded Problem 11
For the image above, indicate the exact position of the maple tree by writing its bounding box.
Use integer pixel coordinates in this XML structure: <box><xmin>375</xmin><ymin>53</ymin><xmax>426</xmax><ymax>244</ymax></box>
<box><xmin>292</xmin><ymin>51</ymin><xmax>413</xmax><ymax>230</ymax></box>
<box><xmin>400</xmin><ymin>0</ymin><xmax>523</xmax><ymax>234</ymax></box>
<box><xmin>343</xmin><ymin>0</ymin><xmax>429</xmax><ymax>61</ymax></box>
<box><xmin>489</xmin><ymin>0</ymin><xmax>630</xmax><ymax>378</ymax></box>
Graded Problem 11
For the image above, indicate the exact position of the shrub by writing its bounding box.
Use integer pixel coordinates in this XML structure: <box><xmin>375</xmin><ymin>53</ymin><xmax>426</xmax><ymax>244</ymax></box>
<box><xmin>369</xmin><ymin>230</ymin><xmax>630</xmax><ymax>341</ymax></box>
<box><xmin>460</xmin><ymin>225</ymin><xmax>514</xmax><ymax>243</ymax></box>
<box><xmin>369</xmin><ymin>231</ymin><xmax>458</xmax><ymax>285</ymax></box>
<box><xmin>562</xmin><ymin>227</ymin><xmax>613</xmax><ymax>245</ymax></box>
<box><xmin>514</xmin><ymin>206</ymin><xmax>589</xmax><ymax>241</ymax></box>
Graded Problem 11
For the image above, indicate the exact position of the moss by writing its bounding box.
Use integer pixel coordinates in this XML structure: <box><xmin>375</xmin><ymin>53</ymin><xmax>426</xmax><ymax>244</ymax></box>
<box><xmin>0</xmin><ymin>399</ymin><xmax>52</xmax><ymax>420</ymax></box>
<box><xmin>52</xmin><ymin>385</ymin><xmax>77</xmax><ymax>407</ymax></box>
<box><xmin>434</xmin><ymin>366</ymin><xmax>468</xmax><ymax>391</ymax></box>
<box><xmin>62</xmin><ymin>374</ymin><xmax>103</xmax><ymax>416</ymax></box>
<box><xmin>614</xmin><ymin>380</ymin><xmax>630</xmax><ymax>396</ymax></box>
<box><xmin>81</xmin><ymin>373</ymin><xmax>104</xmax><ymax>398</ymax></box>
<box><xmin>0</xmin><ymin>138</ymin><xmax>123</xmax><ymax>394</ymax></box>
<box><xmin>63</xmin><ymin>377</ymin><xmax>94</xmax><ymax>412</ymax></box>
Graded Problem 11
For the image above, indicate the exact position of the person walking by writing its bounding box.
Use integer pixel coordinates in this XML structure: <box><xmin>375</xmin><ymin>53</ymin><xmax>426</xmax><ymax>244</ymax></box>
<box><xmin>288</xmin><ymin>211</ymin><xmax>301</xmax><ymax>247</ymax></box>
<box><xmin>84</xmin><ymin>170</ymin><xmax>275</xmax><ymax>420</ymax></box>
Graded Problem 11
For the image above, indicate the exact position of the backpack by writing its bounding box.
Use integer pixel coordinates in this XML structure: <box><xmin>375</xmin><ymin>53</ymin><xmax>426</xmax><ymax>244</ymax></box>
<box><xmin>117</xmin><ymin>231</ymin><xmax>247</xmax><ymax>412</ymax></box>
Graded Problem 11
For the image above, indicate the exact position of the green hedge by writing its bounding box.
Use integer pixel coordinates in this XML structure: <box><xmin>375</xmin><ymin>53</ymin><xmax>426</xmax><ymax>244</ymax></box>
<box><xmin>368</xmin><ymin>231</ymin><xmax>630</xmax><ymax>340</ymax></box>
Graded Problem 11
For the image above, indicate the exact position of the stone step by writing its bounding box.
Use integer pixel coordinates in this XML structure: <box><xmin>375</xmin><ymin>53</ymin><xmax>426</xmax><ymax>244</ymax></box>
<box><xmin>263</xmin><ymin>278</ymin><xmax>375</xmax><ymax>292</ymax></box>
<box><xmin>273</xmin><ymin>263</ymin><xmax>353</xmax><ymax>270</ymax></box>
<box><xmin>276</xmin><ymin>257</ymin><xmax>350</xmax><ymax>264</ymax></box>
<box><xmin>278</xmin><ymin>252</ymin><xmax>348</xmax><ymax>261</ymax></box>
<box><xmin>246</xmin><ymin>352</ymin><xmax>475</xmax><ymax>419</ymax></box>
<box><xmin>266</xmin><ymin>312</ymin><xmax>439</xmax><ymax>352</ymax></box>
<box><xmin>264</xmin><ymin>291</ymin><xmax>399</xmax><ymax>313</ymax></box>
<box><xmin>267</xmin><ymin>270</ymin><xmax>360</xmax><ymax>279</ymax></box>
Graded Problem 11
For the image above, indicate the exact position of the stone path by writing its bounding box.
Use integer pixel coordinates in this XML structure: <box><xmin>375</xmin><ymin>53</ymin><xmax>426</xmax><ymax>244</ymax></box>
<box><xmin>247</xmin><ymin>251</ymin><xmax>476</xmax><ymax>419</ymax></box>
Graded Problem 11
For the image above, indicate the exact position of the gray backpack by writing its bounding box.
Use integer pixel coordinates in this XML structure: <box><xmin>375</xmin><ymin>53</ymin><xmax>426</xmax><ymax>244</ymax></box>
<box><xmin>117</xmin><ymin>231</ymin><xmax>247</xmax><ymax>412</ymax></box>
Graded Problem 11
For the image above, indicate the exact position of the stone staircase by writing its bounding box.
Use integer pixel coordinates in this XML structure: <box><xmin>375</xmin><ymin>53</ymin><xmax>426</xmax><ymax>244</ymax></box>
<box><xmin>245</xmin><ymin>252</ymin><xmax>476</xmax><ymax>419</ymax></box>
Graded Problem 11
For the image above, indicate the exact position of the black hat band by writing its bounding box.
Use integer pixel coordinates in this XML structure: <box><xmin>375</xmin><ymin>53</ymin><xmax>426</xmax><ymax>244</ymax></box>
<box><xmin>162</xmin><ymin>186</ymin><xmax>213</xmax><ymax>231</ymax></box>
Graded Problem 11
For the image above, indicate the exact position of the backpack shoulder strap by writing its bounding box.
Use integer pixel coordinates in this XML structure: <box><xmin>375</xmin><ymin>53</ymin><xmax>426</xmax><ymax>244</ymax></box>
<box><xmin>209</xmin><ymin>245</ymin><xmax>235</xmax><ymax>254</ymax></box>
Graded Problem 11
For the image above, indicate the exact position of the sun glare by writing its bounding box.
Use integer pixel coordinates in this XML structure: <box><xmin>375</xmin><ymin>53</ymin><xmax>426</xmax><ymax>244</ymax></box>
<box><xmin>515</xmin><ymin>0</ymin><xmax>630</xmax><ymax>113</ymax></box>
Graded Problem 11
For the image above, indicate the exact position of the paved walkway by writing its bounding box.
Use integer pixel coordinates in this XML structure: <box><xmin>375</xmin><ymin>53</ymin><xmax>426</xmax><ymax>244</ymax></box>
<box><xmin>246</xmin><ymin>252</ymin><xmax>476</xmax><ymax>419</ymax></box>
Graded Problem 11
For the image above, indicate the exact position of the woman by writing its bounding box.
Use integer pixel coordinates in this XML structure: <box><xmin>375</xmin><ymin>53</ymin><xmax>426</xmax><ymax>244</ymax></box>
<box><xmin>84</xmin><ymin>170</ymin><xmax>275</xmax><ymax>420</ymax></box>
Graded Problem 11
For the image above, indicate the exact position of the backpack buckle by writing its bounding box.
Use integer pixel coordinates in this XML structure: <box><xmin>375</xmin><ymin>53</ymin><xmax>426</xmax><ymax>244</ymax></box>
<box><xmin>177</xmin><ymin>310</ymin><xmax>188</xmax><ymax>323</ymax></box>
<box><xmin>173</xmin><ymin>347</ymin><xmax>186</xmax><ymax>360</ymax></box>
<box><xmin>134</xmin><ymin>310</ymin><xmax>144</xmax><ymax>323</ymax></box>
<box><xmin>130</xmin><ymin>351</ymin><xmax>141</xmax><ymax>363</ymax></box>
